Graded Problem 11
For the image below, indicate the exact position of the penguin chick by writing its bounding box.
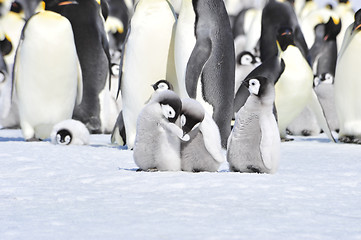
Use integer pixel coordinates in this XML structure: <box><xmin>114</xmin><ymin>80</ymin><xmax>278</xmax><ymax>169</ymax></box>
<box><xmin>50</xmin><ymin>119</ymin><xmax>90</xmax><ymax>145</ymax></box>
<box><xmin>110</xmin><ymin>79</ymin><xmax>174</xmax><ymax>146</ymax></box>
<box><xmin>227</xmin><ymin>76</ymin><xmax>280</xmax><ymax>174</ymax></box>
<box><xmin>133</xmin><ymin>90</ymin><xmax>185</xmax><ymax>171</ymax></box>
<box><xmin>180</xmin><ymin>98</ymin><xmax>225</xmax><ymax>172</ymax></box>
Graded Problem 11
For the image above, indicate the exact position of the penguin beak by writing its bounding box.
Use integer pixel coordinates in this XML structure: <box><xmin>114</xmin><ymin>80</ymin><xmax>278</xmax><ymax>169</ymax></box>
<box><xmin>355</xmin><ymin>24</ymin><xmax>361</xmax><ymax>31</ymax></box>
<box><xmin>58</xmin><ymin>0</ymin><xmax>79</xmax><ymax>6</ymax></box>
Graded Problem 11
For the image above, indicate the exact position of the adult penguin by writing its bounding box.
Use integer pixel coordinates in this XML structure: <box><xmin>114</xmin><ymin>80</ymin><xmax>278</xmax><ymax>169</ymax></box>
<box><xmin>44</xmin><ymin>0</ymin><xmax>113</xmax><ymax>134</ymax></box>
<box><xmin>106</xmin><ymin>0</ymin><xmax>129</xmax><ymax>51</ymax></box>
<box><xmin>13</xmin><ymin>10</ymin><xmax>82</xmax><ymax>140</ymax></box>
<box><xmin>309</xmin><ymin>17</ymin><xmax>341</xmax><ymax>79</ymax></box>
<box><xmin>185</xmin><ymin>0</ymin><xmax>235</xmax><ymax>148</ymax></box>
<box><xmin>118</xmin><ymin>0</ymin><xmax>177</xmax><ymax>149</ymax></box>
<box><xmin>260</xmin><ymin>0</ymin><xmax>309</xmax><ymax>62</ymax></box>
<box><xmin>334</xmin><ymin>9</ymin><xmax>361</xmax><ymax>143</ymax></box>
<box><xmin>275</xmin><ymin>27</ymin><xmax>334</xmax><ymax>142</ymax></box>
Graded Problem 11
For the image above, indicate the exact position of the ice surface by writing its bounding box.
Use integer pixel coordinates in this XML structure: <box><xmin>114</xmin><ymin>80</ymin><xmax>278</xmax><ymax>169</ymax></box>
<box><xmin>1</xmin><ymin>129</ymin><xmax>361</xmax><ymax>240</ymax></box>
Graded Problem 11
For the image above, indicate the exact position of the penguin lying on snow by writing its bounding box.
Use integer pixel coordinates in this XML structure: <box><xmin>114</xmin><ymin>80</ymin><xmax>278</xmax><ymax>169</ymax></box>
<box><xmin>180</xmin><ymin>98</ymin><xmax>225</xmax><ymax>172</ymax></box>
<box><xmin>133</xmin><ymin>90</ymin><xmax>187</xmax><ymax>172</ymax></box>
<box><xmin>50</xmin><ymin>119</ymin><xmax>90</xmax><ymax>145</ymax></box>
<box><xmin>227</xmin><ymin>76</ymin><xmax>280</xmax><ymax>174</ymax></box>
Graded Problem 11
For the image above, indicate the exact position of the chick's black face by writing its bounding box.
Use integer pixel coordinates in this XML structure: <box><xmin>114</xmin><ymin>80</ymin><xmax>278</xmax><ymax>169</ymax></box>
<box><xmin>160</xmin><ymin>97</ymin><xmax>182</xmax><ymax>123</ymax></box>
<box><xmin>56</xmin><ymin>129</ymin><xmax>72</xmax><ymax>145</ymax></box>
<box><xmin>181</xmin><ymin>110</ymin><xmax>204</xmax><ymax>135</ymax></box>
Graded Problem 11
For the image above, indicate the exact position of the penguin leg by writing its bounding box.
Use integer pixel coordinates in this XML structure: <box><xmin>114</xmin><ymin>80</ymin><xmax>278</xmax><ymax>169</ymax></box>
<box><xmin>20</xmin><ymin>120</ymin><xmax>36</xmax><ymax>140</ymax></box>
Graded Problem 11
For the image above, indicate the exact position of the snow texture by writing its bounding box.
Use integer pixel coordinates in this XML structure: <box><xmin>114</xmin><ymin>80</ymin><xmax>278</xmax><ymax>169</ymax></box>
<box><xmin>1</xmin><ymin>129</ymin><xmax>361</xmax><ymax>240</ymax></box>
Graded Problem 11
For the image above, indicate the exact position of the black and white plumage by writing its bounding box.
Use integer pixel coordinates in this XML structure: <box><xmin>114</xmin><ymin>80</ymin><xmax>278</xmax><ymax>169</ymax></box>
<box><xmin>50</xmin><ymin>119</ymin><xmax>90</xmax><ymax>145</ymax></box>
<box><xmin>133</xmin><ymin>90</ymin><xmax>185</xmax><ymax>171</ymax></box>
<box><xmin>110</xmin><ymin>79</ymin><xmax>174</xmax><ymax>146</ymax></box>
<box><xmin>227</xmin><ymin>76</ymin><xmax>280</xmax><ymax>174</ymax></box>
<box><xmin>180</xmin><ymin>98</ymin><xmax>225</xmax><ymax>172</ymax></box>
<box><xmin>334</xmin><ymin>9</ymin><xmax>361</xmax><ymax>143</ymax></box>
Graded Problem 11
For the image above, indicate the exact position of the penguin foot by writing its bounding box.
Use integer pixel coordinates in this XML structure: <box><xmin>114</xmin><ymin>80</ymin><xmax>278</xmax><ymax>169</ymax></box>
<box><xmin>247</xmin><ymin>165</ymin><xmax>262</xmax><ymax>173</ymax></box>
<box><xmin>281</xmin><ymin>137</ymin><xmax>294</xmax><ymax>142</ymax></box>
<box><xmin>339</xmin><ymin>135</ymin><xmax>361</xmax><ymax>144</ymax></box>
<box><xmin>301</xmin><ymin>130</ymin><xmax>312</xmax><ymax>136</ymax></box>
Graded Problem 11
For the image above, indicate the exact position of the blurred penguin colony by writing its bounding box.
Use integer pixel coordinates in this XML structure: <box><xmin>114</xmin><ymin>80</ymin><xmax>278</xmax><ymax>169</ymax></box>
<box><xmin>0</xmin><ymin>0</ymin><xmax>361</xmax><ymax>172</ymax></box>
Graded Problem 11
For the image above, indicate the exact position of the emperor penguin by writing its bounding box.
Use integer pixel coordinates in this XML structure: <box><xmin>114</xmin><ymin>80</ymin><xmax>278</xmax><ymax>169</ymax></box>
<box><xmin>234</xmin><ymin>55</ymin><xmax>285</xmax><ymax>115</ymax></box>
<box><xmin>260</xmin><ymin>0</ymin><xmax>309</xmax><ymax>62</ymax></box>
<box><xmin>309</xmin><ymin>17</ymin><xmax>341</xmax><ymax>79</ymax></box>
<box><xmin>105</xmin><ymin>0</ymin><xmax>129</xmax><ymax>51</ymax></box>
<box><xmin>234</xmin><ymin>51</ymin><xmax>261</xmax><ymax>95</ymax></box>
<box><xmin>275</xmin><ymin>27</ymin><xmax>335</xmax><ymax>142</ymax></box>
<box><xmin>227</xmin><ymin>76</ymin><xmax>280</xmax><ymax>174</ymax></box>
<box><xmin>111</xmin><ymin>79</ymin><xmax>174</xmax><ymax>146</ymax></box>
<box><xmin>334</xmin><ymin>9</ymin><xmax>361</xmax><ymax>143</ymax></box>
<box><xmin>180</xmin><ymin>98</ymin><xmax>225</xmax><ymax>172</ymax></box>
<box><xmin>13</xmin><ymin>10</ymin><xmax>82</xmax><ymax>140</ymax></box>
<box><xmin>45</xmin><ymin>0</ymin><xmax>113</xmax><ymax>134</ymax></box>
<box><xmin>50</xmin><ymin>119</ymin><xmax>90</xmax><ymax>145</ymax></box>
<box><xmin>0</xmin><ymin>2</ymin><xmax>26</xmax><ymax>128</ymax></box>
<box><xmin>185</xmin><ymin>0</ymin><xmax>235</xmax><ymax>148</ymax></box>
<box><xmin>119</xmin><ymin>0</ymin><xmax>177</xmax><ymax>149</ymax></box>
<box><xmin>133</xmin><ymin>90</ymin><xmax>184</xmax><ymax>171</ymax></box>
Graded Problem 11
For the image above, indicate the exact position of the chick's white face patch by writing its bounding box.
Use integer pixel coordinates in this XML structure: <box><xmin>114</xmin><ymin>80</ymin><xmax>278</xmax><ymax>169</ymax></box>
<box><xmin>161</xmin><ymin>104</ymin><xmax>176</xmax><ymax>120</ymax></box>
<box><xmin>248</xmin><ymin>79</ymin><xmax>260</xmax><ymax>95</ymax></box>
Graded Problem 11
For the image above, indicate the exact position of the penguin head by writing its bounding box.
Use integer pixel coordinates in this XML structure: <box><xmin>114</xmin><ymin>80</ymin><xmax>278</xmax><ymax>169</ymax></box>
<box><xmin>237</xmin><ymin>51</ymin><xmax>260</xmax><ymax>66</ymax></box>
<box><xmin>152</xmin><ymin>90</ymin><xmax>181</xmax><ymax>124</ymax></box>
<box><xmin>10</xmin><ymin>1</ymin><xmax>23</xmax><ymax>13</ymax></box>
<box><xmin>152</xmin><ymin>79</ymin><xmax>174</xmax><ymax>92</ymax></box>
<box><xmin>180</xmin><ymin>98</ymin><xmax>205</xmax><ymax>136</ymax></box>
<box><xmin>314</xmin><ymin>73</ymin><xmax>334</xmax><ymax>86</ymax></box>
<box><xmin>44</xmin><ymin>0</ymin><xmax>78</xmax><ymax>10</ymax></box>
<box><xmin>352</xmin><ymin>9</ymin><xmax>361</xmax><ymax>33</ymax></box>
<box><xmin>56</xmin><ymin>129</ymin><xmax>72</xmax><ymax>145</ymax></box>
<box><xmin>276</xmin><ymin>27</ymin><xmax>295</xmax><ymax>51</ymax></box>
<box><xmin>323</xmin><ymin>17</ymin><xmax>341</xmax><ymax>41</ymax></box>
<box><xmin>244</xmin><ymin>76</ymin><xmax>275</xmax><ymax>104</ymax></box>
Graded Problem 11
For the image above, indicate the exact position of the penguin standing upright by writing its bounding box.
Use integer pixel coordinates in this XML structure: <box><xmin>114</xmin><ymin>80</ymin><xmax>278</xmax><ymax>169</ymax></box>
<box><xmin>119</xmin><ymin>0</ymin><xmax>177</xmax><ymax>149</ymax></box>
<box><xmin>180</xmin><ymin>98</ymin><xmax>225</xmax><ymax>172</ymax></box>
<box><xmin>227</xmin><ymin>76</ymin><xmax>280</xmax><ymax>174</ymax></box>
<box><xmin>13</xmin><ymin>10</ymin><xmax>82</xmax><ymax>140</ymax></box>
<box><xmin>334</xmin><ymin>9</ymin><xmax>361</xmax><ymax>143</ymax></box>
<box><xmin>133</xmin><ymin>90</ymin><xmax>184</xmax><ymax>171</ymax></box>
<box><xmin>45</xmin><ymin>0</ymin><xmax>113</xmax><ymax>134</ymax></box>
<box><xmin>185</xmin><ymin>0</ymin><xmax>235</xmax><ymax>148</ymax></box>
<box><xmin>0</xmin><ymin>1</ymin><xmax>26</xmax><ymax>128</ymax></box>
<box><xmin>275</xmin><ymin>27</ymin><xmax>334</xmax><ymax>142</ymax></box>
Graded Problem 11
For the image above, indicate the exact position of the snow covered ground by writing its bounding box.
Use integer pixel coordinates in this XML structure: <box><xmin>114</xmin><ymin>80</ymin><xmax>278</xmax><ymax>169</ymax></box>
<box><xmin>0</xmin><ymin>129</ymin><xmax>361</xmax><ymax>240</ymax></box>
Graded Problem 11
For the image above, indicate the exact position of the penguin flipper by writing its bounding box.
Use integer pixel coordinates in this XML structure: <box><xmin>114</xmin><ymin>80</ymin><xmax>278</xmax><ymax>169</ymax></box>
<box><xmin>110</xmin><ymin>110</ymin><xmax>126</xmax><ymax>145</ymax></box>
<box><xmin>11</xmin><ymin>37</ymin><xmax>23</xmax><ymax>102</ymax></box>
<box><xmin>76</xmin><ymin>58</ymin><xmax>83</xmax><ymax>105</ymax></box>
<box><xmin>117</xmin><ymin>25</ymin><xmax>131</xmax><ymax>99</ymax></box>
<box><xmin>199</xmin><ymin>112</ymin><xmax>225</xmax><ymax>163</ymax></box>
<box><xmin>185</xmin><ymin>37</ymin><xmax>212</xmax><ymax>98</ymax></box>
<box><xmin>308</xmin><ymin>89</ymin><xmax>336</xmax><ymax>142</ymax></box>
